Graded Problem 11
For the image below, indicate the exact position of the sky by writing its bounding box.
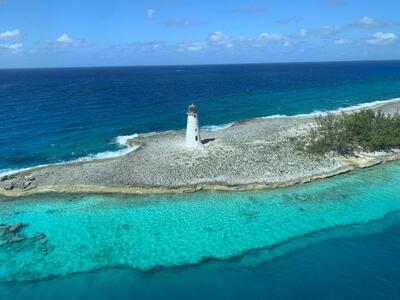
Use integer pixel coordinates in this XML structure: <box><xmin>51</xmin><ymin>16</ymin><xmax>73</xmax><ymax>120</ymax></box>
<box><xmin>0</xmin><ymin>0</ymin><xmax>399</xmax><ymax>68</ymax></box>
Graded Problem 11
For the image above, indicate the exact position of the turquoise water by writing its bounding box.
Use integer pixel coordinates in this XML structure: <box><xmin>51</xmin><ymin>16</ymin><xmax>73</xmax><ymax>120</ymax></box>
<box><xmin>2</xmin><ymin>61</ymin><xmax>400</xmax><ymax>298</ymax></box>
<box><xmin>3</xmin><ymin>213</ymin><xmax>400</xmax><ymax>299</ymax></box>
<box><xmin>0</xmin><ymin>162</ymin><xmax>399</xmax><ymax>289</ymax></box>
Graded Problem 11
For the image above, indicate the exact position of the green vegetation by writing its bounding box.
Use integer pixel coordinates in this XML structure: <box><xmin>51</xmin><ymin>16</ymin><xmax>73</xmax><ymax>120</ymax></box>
<box><xmin>298</xmin><ymin>109</ymin><xmax>400</xmax><ymax>155</ymax></box>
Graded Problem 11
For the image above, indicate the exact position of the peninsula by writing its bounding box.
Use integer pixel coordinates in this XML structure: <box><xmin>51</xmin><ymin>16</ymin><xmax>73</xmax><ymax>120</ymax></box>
<box><xmin>1</xmin><ymin>99</ymin><xmax>400</xmax><ymax>197</ymax></box>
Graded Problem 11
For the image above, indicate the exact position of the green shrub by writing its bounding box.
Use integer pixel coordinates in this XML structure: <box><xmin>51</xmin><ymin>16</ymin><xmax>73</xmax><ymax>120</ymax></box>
<box><xmin>300</xmin><ymin>109</ymin><xmax>400</xmax><ymax>155</ymax></box>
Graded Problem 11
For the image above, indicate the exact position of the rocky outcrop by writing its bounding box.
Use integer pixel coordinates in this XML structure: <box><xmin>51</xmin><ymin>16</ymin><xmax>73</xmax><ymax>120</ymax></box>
<box><xmin>1</xmin><ymin>175</ymin><xmax>37</xmax><ymax>192</ymax></box>
<box><xmin>0</xmin><ymin>222</ymin><xmax>25</xmax><ymax>235</ymax></box>
<box><xmin>339</xmin><ymin>150</ymin><xmax>400</xmax><ymax>169</ymax></box>
<box><xmin>0</xmin><ymin>174</ymin><xmax>15</xmax><ymax>182</ymax></box>
<box><xmin>0</xmin><ymin>222</ymin><xmax>47</xmax><ymax>249</ymax></box>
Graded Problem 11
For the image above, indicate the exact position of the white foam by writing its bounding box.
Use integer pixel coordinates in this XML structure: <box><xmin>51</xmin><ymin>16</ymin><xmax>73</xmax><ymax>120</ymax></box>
<box><xmin>260</xmin><ymin>97</ymin><xmax>400</xmax><ymax>120</ymax></box>
<box><xmin>0</xmin><ymin>133</ymin><xmax>141</xmax><ymax>177</ymax></box>
<box><xmin>114</xmin><ymin>134</ymin><xmax>139</xmax><ymax>147</ymax></box>
<box><xmin>0</xmin><ymin>164</ymin><xmax>50</xmax><ymax>177</ymax></box>
<box><xmin>260</xmin><ymin>114</ymin><xmax>288</xmax><ymax>119</ymax></box>
<box><xmin>201</xmin><ymin>122</ymin><xmax>234</xmax><ymax>132</ymax></box>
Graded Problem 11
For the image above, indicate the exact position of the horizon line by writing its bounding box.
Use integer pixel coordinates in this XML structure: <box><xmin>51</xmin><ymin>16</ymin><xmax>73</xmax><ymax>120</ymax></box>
<box><xmin>1</xmin><ymin>58</ymin><xmax>400</xmax><ymax>71</ymax></box>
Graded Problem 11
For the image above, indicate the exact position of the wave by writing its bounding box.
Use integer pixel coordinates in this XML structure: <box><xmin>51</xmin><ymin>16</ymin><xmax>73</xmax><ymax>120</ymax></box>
<box><xmin>201</xmin><ymin>122</ymin><xmax>234</xmax><ymax>132</ymax></box>
<box><xmin>261</xmin><ymin>97</ymin><xmax>400</xmax><ymax>119</ymax></box>
<box><xmin>0</xmin><ymin>133</ymin><xmax>140</xmax><ymax>177</ymax></box>
<box><xmin>114</xmin><ymin>134</ymin><xmax>139</xmax><ymax>147</ymax></box>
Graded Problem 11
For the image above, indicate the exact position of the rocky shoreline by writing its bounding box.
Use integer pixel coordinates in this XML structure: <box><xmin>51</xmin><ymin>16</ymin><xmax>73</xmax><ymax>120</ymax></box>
<box><xmin>1</xmin><ymin>99</ymin><xmax>399</xmax><ymax>197</ymax></box>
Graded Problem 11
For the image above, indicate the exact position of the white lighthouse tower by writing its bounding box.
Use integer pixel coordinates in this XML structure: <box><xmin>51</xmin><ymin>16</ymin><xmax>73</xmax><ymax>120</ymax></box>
<box><xmin>186</xmin><ymin>103</ymin><xmax>202</xmax><ymax>148</ymax></box>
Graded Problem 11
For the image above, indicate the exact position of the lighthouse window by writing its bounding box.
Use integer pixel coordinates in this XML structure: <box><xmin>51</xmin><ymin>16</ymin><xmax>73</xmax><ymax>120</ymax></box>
<box><xmin>195</xmin><ymin>129</ymin><xmax>197</xmax><ymax>131</ymax></box>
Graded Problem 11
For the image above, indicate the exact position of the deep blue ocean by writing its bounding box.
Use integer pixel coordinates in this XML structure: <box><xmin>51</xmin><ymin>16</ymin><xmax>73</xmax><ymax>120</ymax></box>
<box><xmin>1</xmin><ymin>61</ymin><xmax>400</xmax><ymax>173</ymax></box>
<box><xmin>1</xmin><ymin>61</ymin><xmax>400</xmax><ymax>300</ymax></box>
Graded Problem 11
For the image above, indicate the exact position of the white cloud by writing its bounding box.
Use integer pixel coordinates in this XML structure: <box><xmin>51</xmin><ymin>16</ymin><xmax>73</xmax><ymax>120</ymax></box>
<box><xmin>0</xmin><ymin>29</ymin><xmax>21</xmax><ymax>39</ymax></box>
<box><xmin>299</xmin><ymin>28</ymin><xmax>307</xmax><ymax>37</ymax></box>
<box><xmin>186</xmin><ymin>45</ymin><xmax>204</xmax><ymax>51</ymax></box>
<box><xmin>334</xmin><ymin>39</ymin><xmax>352</xmax><ymax>45</ymax></box>
<box><xmin>208</xmin><ymin>31</ymin><xmax>234</xmax><ymax>48</ymax></box>
<box><xmin>147</xmin><ymin>9</ymin><xmax>156</xmax><ymax>20</ymax></box>
<box><xmin>258</xmin><ymin>33</ymin><xmax>286</xmax><ymax>41</ymax></box>
<box><xmin>177</xmin><ymin>31</ymin><xmax>235</xmax><ymax>52</ymax></box>
<box><xmin>129</xmin><ymin>41</ymin><xmax>165</xmax><ymax>52</ymax></box>
<box><xmin>56</xmin><ymin>33</ymin><xmax>74</xmax><ymax>44</ymax></box>
<box><xmin>48</xmin><ymin>33</ymin><xmax>86</xmax><ymax>49</ymax></box>
<box><xmin>9</xmin><ymin>43</ymin><xmax>22</xmax><ymax>49</ymax></box>
<box><xmin>351</xmin><ymin>16</ymin><xmax>385</xmax><ymax>28</ymax></box>
<box><xmin>178</xmin><ymin>41</ymin><xmax>207</xmax><ymax>52</ymax></box>
<box><xmin>0</xmin><ymin>42</ymin><xmax>22</xmax><ymax>52</ymax></box>
<box><xmin>209</xmin><ymin>31</ymin><xmax>224</xmax><ymax>42</ymax></box>
<box><xmin>366</xmin><ymin>32</ymin><xmax>398</xmax><ymax>46</ymax></box>
<box><xmin>317</xmin><ymin>26</ymin><xmax>341</xmax><ymax>37</ymax></box>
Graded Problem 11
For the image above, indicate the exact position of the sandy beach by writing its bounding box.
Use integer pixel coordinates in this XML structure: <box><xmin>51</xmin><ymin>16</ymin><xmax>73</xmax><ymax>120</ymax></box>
<box><xmin>1</xmin><ymin>99</ymin><xmax>400</xmax><ymax>197</ymax></box>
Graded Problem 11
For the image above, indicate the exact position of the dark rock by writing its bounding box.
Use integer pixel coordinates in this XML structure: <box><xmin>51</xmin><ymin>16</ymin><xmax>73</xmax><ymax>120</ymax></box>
<box><xmin>3</xmin><ymin>182</ymin><xmax>15</xmax><ymax>191</ymax></box>
<box><xmin>22</xmin><ymin>181</ymin><xmax>32</xmax><ymax>189</ymax></box>
<box><xmin>8</xmin><ymin>235</ymin><xmax>26</xmax><ymax>244</ymax></box>
<box><xmin>0</xmin><ymin>174</ymin><xmax>15</xmax><ymax>182</ymax></box>
<box><xmin>24</xmin><ymin>182</ymin><xmax>38</xmax><ymax>191</ymax></box>
<box><xmin>33</xmin><ymin>233</ymin><xmax>46</xmax><ymax>240</ymax></box>
<box><xmin>8</xmin><ymin>222</ymin><xmax>25</xmax><ymax>234</ymax></box>
<box><xmin>121</xmin><ymin>224</ymin><xmax>130</xmax><ymax>230</ymax></box>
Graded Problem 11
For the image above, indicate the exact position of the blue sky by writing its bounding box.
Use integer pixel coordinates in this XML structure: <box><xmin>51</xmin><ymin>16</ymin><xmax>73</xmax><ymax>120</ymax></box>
<box><xmin>0</xmin><ymin>0</ymin><xmax>399</xmax><ymax>68</ymax></box>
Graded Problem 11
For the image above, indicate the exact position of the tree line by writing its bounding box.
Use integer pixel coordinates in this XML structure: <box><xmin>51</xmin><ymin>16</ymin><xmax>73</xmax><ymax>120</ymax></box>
<box><xmin>296</xmin><ymin>109</ymin><xmax>400</xmax><ymax>155</ymax></box>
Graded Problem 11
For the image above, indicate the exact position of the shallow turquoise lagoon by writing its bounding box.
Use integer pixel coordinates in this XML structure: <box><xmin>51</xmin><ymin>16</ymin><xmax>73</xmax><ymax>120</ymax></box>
<box><xmin>0</xmin><ymin>162</ymin><xmax>399</xmax><ymax>285</ymax></box>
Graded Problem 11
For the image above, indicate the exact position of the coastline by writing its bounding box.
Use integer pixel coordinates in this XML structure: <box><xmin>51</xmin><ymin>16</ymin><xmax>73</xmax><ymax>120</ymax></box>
<box><xmin>1</xmin><ymin>98</ymin><xmax>400</xmax><ymax>198</ymax></box>
<box><xmin>0</xmin><ymin>165</ymin><xmax>354</xmax><ymax>197</ymax></box>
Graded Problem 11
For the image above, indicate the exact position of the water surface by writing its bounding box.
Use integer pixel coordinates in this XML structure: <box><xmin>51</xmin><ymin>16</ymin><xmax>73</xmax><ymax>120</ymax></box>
<box><xmin>1</xmin><ymin>61</ymin><xmax>400</xmax><ymax>173</ymax></box>
<box><xmin>0</xmin><ymin>162</ymin><xmax>399</xmax><ymax>299</ymax></box>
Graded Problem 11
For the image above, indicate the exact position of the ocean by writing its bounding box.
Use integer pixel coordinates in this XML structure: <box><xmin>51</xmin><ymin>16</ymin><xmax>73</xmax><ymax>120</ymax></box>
<box><xmin>0</xmin><ymin>162</ymin><xmax>400</xmax><ymax>299</ymax></box>
<box><xmin>1</xmin><ymin>61</ymin><xmax>400</xmax><ymax>174</ymax></box>
<box><xmin>1</xmin><ymin>61</ymin><xmax>400</xmax><ymax>299</ymax></box>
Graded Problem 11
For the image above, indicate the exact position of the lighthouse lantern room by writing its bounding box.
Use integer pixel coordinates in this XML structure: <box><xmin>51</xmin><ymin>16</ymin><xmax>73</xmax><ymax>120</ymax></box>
<box><xmin>186</xmin><ymin>103</ymin><xmax>202</xmax><ymax>148</ymax></box>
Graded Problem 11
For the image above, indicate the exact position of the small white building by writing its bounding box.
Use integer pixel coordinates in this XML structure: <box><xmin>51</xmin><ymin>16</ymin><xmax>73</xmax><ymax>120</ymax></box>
<box><xmin>186</xmin><ymin>103</ymin><xmax>202</xmax><ymax>148</ymax></box>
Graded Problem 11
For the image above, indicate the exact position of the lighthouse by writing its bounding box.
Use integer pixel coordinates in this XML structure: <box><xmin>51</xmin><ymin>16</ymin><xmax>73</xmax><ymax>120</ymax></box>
<box><xmin>186</xmin><ymin>103</ymin><xmax>202</xmax><ymax>148</ymax></box>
